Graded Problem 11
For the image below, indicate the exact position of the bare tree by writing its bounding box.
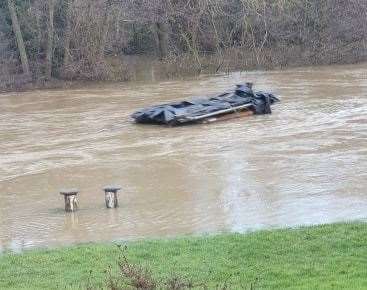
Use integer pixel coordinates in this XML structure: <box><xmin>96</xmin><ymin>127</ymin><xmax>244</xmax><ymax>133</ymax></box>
<box><xmin>7</xmin><ymin>0</ymin><xmax>30</xmax><ymax>77</ymax></box>
<box><xmin>1</xmin><ymin>0</ymin><xmax>367</xmax><ymax>88</ymax></box>
<box><xmin>63</xmin><ymin>0</ymin><xmax>73</xmax><ymax>71</ymax></box>
<box><xmin>156</xmin><ymin>21</ymin><xmax>169</xmax><ymax>59</ymax></box>
<box><xmin>46</xmin><ymin>0</ymin><xmax>56</xmax><ymax>79</ymax></box>
<box><xmin>99</xmin><ymin>0</ymin><xmax>112</xmax><ymax>60</ymax></box>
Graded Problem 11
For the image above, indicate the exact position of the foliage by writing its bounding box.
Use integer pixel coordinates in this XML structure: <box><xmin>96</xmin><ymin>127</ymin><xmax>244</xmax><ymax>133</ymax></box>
<box><xmin>0</xmin><ymin>0</ymin><xmax>366</xmax><ymax>89</ymax></box>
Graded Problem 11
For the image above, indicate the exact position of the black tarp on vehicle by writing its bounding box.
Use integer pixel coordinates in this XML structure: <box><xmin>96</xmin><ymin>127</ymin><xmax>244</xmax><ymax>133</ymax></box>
<box><xmin>131</xmin><ymin>83</ymin><xmax>279</xmax><ymax>125</ymax></box>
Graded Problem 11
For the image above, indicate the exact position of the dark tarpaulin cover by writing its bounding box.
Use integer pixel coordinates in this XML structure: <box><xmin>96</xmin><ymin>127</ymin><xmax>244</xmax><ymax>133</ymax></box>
<box><xmin>132</xmin><ymin>83</ymin><xmax>279</xmax><ymax>125</ymax></box>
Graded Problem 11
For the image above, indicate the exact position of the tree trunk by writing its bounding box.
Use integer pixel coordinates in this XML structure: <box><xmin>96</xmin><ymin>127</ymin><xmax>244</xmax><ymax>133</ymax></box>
<box><xmin>46</xmin><ymin>0</ymin><xmax>55</xmax><ymax>80</ymax></box>
<box><xmin>63</xmin><ymin>0</ymin><xmax>72</xmax><ymax>70</ymax></box>
<box><xmin>156</xmin><ymin>22</ymin><xmax>169</xmax><ymax>59</ymax></box>
<box><xmin>99</xmin><ymin>0</ymin><xmax>111</xmax><ymax>61</ymax></box>
<box><xmin>7</xmin><ymin>0</ymin><xmax>30</xmax><ymax>77</ymax></box>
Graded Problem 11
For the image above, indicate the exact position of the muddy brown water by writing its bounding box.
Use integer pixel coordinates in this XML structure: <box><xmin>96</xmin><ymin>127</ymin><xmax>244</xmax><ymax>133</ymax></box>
<box><xmin>0</xmin><ymin>63</ymin><xmax>366</xmax><ymax>253</ymax></box>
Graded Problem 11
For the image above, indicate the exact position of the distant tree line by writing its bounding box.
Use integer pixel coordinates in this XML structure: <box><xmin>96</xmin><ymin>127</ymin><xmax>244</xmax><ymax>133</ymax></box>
<box><xmin>0</xmin><ymin>0</ymin><xmax>366</xmax><ymax>89</ymax></box>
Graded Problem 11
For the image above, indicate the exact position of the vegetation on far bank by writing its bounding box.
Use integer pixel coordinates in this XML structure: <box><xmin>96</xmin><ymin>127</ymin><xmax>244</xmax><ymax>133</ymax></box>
<box><xmin>0</xmin><ymin>222</ymin><xmax>366</xmax><ymax>289</ymax></box>
<box><xmin>0</xmin><ymin>0</ymin><xmax>366</xmax><ymax>90</ymax></box>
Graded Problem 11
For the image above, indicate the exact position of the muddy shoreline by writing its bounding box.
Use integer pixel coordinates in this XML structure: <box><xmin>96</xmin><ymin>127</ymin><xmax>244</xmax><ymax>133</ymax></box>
<box><xmin>1</xmin><ymin>59</ymin><xmax>366</xmax><ymax>95</ymax></box>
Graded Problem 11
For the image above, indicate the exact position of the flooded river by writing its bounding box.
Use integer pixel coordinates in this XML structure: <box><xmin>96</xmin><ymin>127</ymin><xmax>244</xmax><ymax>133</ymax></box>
<box><xmin>0</xmin><ymin>63</ymin><xmax>366</xmax><ymax>252</ymax></box>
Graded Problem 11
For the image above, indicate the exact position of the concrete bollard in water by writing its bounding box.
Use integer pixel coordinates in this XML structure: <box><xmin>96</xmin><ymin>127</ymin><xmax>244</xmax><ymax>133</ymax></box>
<box><xmin>103</xmin><ymin>186</ymin><xmax>121</xmax><ymax>208</ymax></box>
<box><xmin>60</xmin><ymin>189</ymin><xmax>79</xmax><ymax>212</ymax></box>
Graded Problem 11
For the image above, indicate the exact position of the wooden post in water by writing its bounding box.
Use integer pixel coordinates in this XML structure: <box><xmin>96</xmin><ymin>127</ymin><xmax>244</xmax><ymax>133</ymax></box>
<box><xmin>103</xmin><ymin>186</ymin><xmax>121</xmax><ymax>208</ymax></box>
<box><xmin>60</xmin><ymin>189</ymin><xmax>79</xmax><ymax>212</ymax></box>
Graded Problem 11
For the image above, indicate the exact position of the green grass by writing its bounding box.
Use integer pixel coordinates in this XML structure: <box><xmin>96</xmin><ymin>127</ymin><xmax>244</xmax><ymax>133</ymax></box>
<box><xmin>0</xmin><ymin>222</ymin><xmax>366</xmax><ymax>289</ymax></box>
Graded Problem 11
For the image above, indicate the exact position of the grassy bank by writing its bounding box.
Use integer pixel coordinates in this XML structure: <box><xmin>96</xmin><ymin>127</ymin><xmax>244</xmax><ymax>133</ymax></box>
<box><xmin>0</xmin><ymin>222</ymin><xmax>366</xmax><ymax>289</ymax></box>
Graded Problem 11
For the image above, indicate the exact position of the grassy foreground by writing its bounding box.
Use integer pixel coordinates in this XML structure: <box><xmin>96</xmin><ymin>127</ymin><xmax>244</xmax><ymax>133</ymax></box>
<box><xmin>0</xmin><ymin>222</ymin><xmax>366</xmax><ymax>289</ymax></box>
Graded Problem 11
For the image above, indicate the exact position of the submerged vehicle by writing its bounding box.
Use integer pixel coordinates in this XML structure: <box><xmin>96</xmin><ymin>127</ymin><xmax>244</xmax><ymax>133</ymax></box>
<box><xmin>131</xmin><ymin>83</ymin><xmax>279</xmax><ymax>126</ymax></box>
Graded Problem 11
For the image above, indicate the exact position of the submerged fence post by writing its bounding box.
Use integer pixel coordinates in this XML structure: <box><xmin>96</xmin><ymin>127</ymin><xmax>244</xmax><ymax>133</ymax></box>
<box><xmin>103</xmin><ymin>186</ymin><xmax>121</xmax><ymax>208</ymax></box>
<box><xmin>60</xmin><ymin>189</ymin><xmax>78</xmax><ymax>212</ymax></box>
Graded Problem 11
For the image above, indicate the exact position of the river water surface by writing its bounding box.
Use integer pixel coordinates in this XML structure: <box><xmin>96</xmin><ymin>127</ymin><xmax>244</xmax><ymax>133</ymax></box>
<box><xmin>0</xmin><ymin>63</ymin><xmax>366</xmax><ymax>252</ymax></box>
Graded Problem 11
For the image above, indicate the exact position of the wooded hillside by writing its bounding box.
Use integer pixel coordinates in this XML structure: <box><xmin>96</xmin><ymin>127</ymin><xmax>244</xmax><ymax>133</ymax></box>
<box><xmin>0</xmin><ymin>0</ymin><xmax>366</xmax><ymax>89</ymax></box>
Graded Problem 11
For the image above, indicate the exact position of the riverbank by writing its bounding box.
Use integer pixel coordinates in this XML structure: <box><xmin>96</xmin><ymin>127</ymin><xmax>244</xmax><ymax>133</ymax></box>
<box><xmin>2</xmin><ymin>0</ymin><xmax>366</xmax><ymax>92</ymax></box>
<box><xmin>0</xmin><ymin>222</ymin><xmax>366</xmax><ymax>289</ymax></box>
<box><xmin>2</xmin><ymin>59</ymin><xmax>366</xmax><ymax>95</ymax></box>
